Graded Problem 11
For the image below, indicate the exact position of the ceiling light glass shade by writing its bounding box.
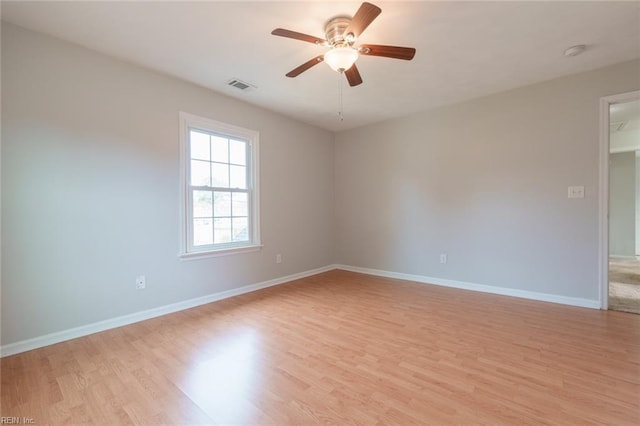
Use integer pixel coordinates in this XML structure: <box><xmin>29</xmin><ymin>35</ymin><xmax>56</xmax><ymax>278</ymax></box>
<box><xmin>324</xmin><ymin>47</ymin><xmax>359</xmax><ymax>72</ymax></box>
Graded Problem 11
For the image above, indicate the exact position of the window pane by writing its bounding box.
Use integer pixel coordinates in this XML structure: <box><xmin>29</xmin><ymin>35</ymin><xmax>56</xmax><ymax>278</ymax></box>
<box><xmin>190</xmin><ymin>131</ymin><xmax>210</xmax><ymax>161</ymax></box>
<box><xmin>232</xmin><ymin>192</ymin><xmax>248</xmax><ymax>217</ymax></box>
<box><xmin>191</xmin><ymin>160</ymin><xmax>211</xmax><ymax>186</ymax></box>
<box><xmin>212</xmin><ymin>163</ymin><xmax>229</xmax><ymax>188</ymax></box>
<box><xmin>230</xmin><ymin>165</ymin><xmax>247</xmax><ymax>189</ymax></box>
<box><xmin>229</xmin><ymin>140</ymin><xmax>246</xmax><ymax>165</ymax></box>
<box><xmin>214</xmin><ymin>218</ymin><xmax>232</xmax><ymax>244</ymax></box>
<box><xmin>212</xmin><ymin>135</ymin><xmax>229</xmax><ymax>163</ymax></box>
<box><xmin>232</xmin><ymin>218</ymin><xmax>249</xmax><ymax>242</ymax></box>
<box><xmin>193</xmin><ymin>218</ymin><xmax>213</xmax><ymax>246</ymax></box>
<box><xmin>213</xmin><ymin>191</ymin><xmax>231</xmax><ymax>217</ymax></box>
<box><xmin>193</xmin><ymin>191</ymin><xmax>212</xmax><ymax>218</ymax></box>
<box><xmin>183</xmin><ymin>114</ymin><xmax>258</xmax><ymax>254</ymax></box>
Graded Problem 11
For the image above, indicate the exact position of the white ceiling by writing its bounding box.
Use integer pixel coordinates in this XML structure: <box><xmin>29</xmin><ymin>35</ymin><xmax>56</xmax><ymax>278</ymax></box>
<box><xmin>609</xmin><ymin>98</ymin><xmax>639</xmax><ymax>154</ymax></box>
<box><xmin>611</xmin><ymin>99</ymin><xmax>640</xmax><ymax>123</ymax></box>
<box><xmin>610</xmin><ymin>98</ymin><xmax>640</xmax><ymax>152</ymax></box>
<box><xmin>2</xmin><ymin>1</ymin><xmax>639</xmax><ymax>132</ymax></box>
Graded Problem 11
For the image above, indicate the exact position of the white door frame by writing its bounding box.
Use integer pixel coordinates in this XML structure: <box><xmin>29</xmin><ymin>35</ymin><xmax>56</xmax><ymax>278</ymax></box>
<box><xmin>598</xmin><ymin>90</ymin><xmax>640</xmax><ymax>309</ymax></box>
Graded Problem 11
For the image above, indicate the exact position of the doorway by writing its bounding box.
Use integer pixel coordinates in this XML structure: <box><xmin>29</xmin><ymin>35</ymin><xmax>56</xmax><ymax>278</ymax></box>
<box><xmin>600</xmin><ymin>91</ymin><xmax>640</xmax><ymax>313</ymax></box>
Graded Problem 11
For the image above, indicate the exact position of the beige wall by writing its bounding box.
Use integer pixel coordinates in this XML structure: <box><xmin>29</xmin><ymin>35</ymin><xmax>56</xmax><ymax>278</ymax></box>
<box><xmin>1</xmin><ymin>24</ymin><xmax>335</xmax><ymax>345</ymax></box>
<box><xmin>3</xmin><ymin>22</ymin><xmax>640</xmax><ymax>349</ymax></box>
<box><xmin>335</xmin><ymin>60</ymin><xmax>640</xmax><ymax>302</ymax></box>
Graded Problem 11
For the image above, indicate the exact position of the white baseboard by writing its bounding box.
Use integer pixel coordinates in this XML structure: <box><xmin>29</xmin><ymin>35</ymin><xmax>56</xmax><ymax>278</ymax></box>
<box><xmin>0</xmin><ymin>264</ymin><xmax>338</xmax><ymax>357</ymax></box>
<box><xmin>336</xmin><ymin>264</ymin><xmax>600</xmax><ymax>310</ymax></box>
<box><xmin>609</xmin><ymin>254</ymin><xmax>637</xmax><ymax>259</ymax></box>
<box><xmin>2</xmin><ymin>263</ymin><xmax>601</xmax><ymax>357</ymax></box>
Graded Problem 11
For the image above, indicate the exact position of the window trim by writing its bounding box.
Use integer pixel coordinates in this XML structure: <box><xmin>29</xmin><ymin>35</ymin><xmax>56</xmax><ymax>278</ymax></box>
<box><xmin>178</xmin><ymin>112</ymin><xmax>261</xmax><ymax>259</ymax></box>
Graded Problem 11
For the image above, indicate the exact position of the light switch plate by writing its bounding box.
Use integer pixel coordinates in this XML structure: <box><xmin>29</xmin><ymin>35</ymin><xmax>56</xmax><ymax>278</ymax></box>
<box><xmin>568</xmin><ymin>186</ymin><xmax>585</xmax><ymax>199</ymax></box>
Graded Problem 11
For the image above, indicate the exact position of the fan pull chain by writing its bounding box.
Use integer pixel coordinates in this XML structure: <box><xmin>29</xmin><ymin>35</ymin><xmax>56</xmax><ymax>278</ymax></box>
<box><xmin>338</xmin><ymin>72</ymin><xmax>344</xmax><ymax>122</ymax></box>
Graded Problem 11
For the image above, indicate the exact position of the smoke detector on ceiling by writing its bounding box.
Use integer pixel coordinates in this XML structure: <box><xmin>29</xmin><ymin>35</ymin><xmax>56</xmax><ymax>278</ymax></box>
<box><xmin>563</xmin><ymin>45</ymin><xmax>587</xmax><ymax>57</ymax></box>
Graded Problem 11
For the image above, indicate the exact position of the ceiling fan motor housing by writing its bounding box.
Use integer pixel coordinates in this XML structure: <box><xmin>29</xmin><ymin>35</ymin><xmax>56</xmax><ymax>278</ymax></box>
<box><xmin>325</xmin><ymin>17</ymin><xmax>352</xmax><ymax>46</ymax></box>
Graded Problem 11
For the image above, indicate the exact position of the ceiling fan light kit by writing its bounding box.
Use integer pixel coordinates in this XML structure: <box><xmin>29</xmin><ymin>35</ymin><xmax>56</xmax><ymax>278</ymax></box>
<box><xmin>271</xmin><ymin>2</ymin><xmax>416</xmax><ymax>87</ymax></box>
<box><xmin>324</xmin><ymin>47</ymin><xmax>359</xmax><ymax>72</ymax></box>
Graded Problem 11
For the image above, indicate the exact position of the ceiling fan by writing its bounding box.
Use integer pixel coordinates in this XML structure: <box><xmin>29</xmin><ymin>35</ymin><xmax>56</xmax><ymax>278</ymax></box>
<box><xmin>271</xmin><ymin>2</ymin><xmax>416</xmax><ymax>87</ymax></box>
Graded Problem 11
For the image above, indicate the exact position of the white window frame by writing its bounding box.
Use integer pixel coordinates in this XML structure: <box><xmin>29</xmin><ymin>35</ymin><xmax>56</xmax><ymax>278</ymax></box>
<box><xmin>179</xmin><ymin>112</ymin><xmax>261</xmax><ymax>259</ymax></box>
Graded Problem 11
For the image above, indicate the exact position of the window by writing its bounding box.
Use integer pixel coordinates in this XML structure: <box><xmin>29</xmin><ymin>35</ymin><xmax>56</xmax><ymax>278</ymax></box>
<box><xmin>179</xmin><ymin>112</ymin><xmax>260</xmax><ymax>258</ymax></box>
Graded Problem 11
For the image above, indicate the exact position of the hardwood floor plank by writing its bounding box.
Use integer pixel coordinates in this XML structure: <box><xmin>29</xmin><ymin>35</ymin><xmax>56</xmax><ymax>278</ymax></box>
<box><xmin>2</xmin><ymin>270</ymin><xmax>639</xmax><ymax>424</ymax></box>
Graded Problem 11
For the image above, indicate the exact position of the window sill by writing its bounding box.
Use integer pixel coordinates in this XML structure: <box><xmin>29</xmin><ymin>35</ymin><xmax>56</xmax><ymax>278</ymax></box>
<box><xmin>179</xmin><ymin>244</ymin><xmax>263</xmax><ymax>261</ymax></box>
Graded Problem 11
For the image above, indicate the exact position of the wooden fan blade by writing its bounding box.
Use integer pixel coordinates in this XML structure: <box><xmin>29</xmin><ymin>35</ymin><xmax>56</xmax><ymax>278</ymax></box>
<box><xmin>271</xmin><ymin>28</ymin><xmax>325</xmax><ymax>45</ymax></box>
<box><xmin>345</xmin><ymin>2</ymin><xmax>382</xmax><ymax>39</ymax></box>
<box><xmin>344</xmin><ymin>64</ymin><xmax>363</xmax><ymax>87</ymax></box>
<box><xmin>286</xmin><ymin>55</ymin><xmax>324</xmax><ymax>78</ymax></box>
<box><xmin>359</xmin><ymin>44</ymin><xmax>416</xmax><ymax>60</ymax></box>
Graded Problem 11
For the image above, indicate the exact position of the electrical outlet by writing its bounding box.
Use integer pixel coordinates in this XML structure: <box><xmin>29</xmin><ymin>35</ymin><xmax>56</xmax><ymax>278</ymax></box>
<box><xmin>136</xmin><ymin>275</ymin><xmax>146</xmax><ymax>290</ymax></box>
<box><xmin>440</xmin><ymin>254</ymin><xmax>447</xmax><ymax>264</ymax></box>
<box><xmin>276</xmin><ymin>254</ymin><xmax>282</xmax><ymax>264</ymax></box>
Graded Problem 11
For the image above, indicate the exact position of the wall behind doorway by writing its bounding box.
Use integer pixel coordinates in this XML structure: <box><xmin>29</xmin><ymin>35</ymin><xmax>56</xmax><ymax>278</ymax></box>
<box><xmin>637</xmin><ymin>153</ymin><xmax>640</xmax><ymax>255</ymax></box>
<box><xmin>609</xmin><ymin>152</ymin><xmax>636</xmax><ymax>257</ymax></box>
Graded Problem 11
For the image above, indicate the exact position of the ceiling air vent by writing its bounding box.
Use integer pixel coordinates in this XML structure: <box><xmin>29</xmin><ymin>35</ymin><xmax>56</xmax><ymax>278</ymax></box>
<box><xmin>227</xmin><ymin>78</ymin><xmax>256</xmax><ymax>92</ymax></box>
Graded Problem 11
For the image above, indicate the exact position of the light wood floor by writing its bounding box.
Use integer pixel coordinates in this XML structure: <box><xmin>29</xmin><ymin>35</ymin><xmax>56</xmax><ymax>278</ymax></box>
<box><xmin>2</xmin><ymin>270</ymin><xmax>639</xmax><ymax>425</ymax></box>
